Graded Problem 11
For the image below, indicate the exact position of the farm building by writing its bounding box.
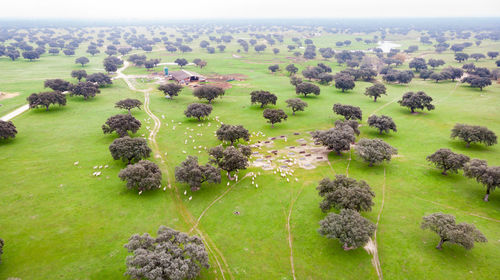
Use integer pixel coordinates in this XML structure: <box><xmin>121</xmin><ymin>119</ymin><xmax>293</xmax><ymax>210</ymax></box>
<box><xmin>169</xmin><ymin>70</ymin><xmax>206</xmax><ymax>84</ymax></box>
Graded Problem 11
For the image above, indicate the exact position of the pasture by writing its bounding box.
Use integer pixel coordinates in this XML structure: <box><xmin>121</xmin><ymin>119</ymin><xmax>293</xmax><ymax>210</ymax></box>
<box><xmin>0</xmin><ymin>26</ymin><xmax>499</xmax><ymax>279</ymax></box>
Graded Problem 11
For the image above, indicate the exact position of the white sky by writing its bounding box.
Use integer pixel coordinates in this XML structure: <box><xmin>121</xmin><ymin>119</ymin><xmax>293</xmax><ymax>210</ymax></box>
<box><xmin>1</xmin><ymin>0</ymin><xmax>500</xmax><ymax>20</ymax></box>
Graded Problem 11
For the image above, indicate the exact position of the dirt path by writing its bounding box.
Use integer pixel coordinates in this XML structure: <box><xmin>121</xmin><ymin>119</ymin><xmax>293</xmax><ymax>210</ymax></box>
<box><xmin>327</xmin><ymin>159</ymin><xmax>337</xmax><ymax>175</ymax></box>
<box><xmin>370</xmin><ymin>96</ymin><xmax>400</xmax><ymax>116</ymax></box>
<box><xmin>287</xmin><ymin>186</ymin><xmax>304</xmax><ymax>280</ymax></box>
<box><xmin>364</xmin><ymin>167</ymin><xmax>386</xmax><ymax>280</ymax></box>
<box><xmin>346</xmin><ymin>150</ymin><xmax>352</xmax><ymax>177</ymax></box>
<box><xmin>411</xmin><ymin>195</ymin><xmax>500</xmax><ymax>223</ymax></box>
<box><xmin>189</xmin><ymin>173</ymin><xmax>253</xmax><ymax>234</ymax></box>
<box><xmin>0</xmin><ymin>104</ymin><xmax>29</xmax><ymax>121</ymax></box>
<box><xmin>117</xmin><ymin>59</ymin><xmax>233</xmax><ymax>280</ymax></box>
<box><xmin>434</xmin><ymin>80</ymin><xmax>461</xmax><ymax>105</ymax></box>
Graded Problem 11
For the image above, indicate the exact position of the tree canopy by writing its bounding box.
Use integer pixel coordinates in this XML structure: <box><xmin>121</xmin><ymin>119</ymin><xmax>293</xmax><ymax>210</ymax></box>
<box><xmin>175</xmin><ymin>156</ymin><xmax>221</xmax><ymax>191</ymax></box>
<box><xmin>364</xmin><ymin>83</ymin><xmax>386</xmax><ymax>102</ymax></box>
<box><xmin>158</xmin><ymin>83</ymin><xmax>183</xmax><ymax>99</ymax></box>
<box><xmin>319</xmin><ymin>209</ymin><xmax>376</xmax><ymax>250</ymax></box>
<box><xmin>333</xmin><ymin>103</ymin><xmax>362</xmax><ymax>121</ymax></box>
<box><xmin>409</xmin><ymin>58</ymin><xmax>427</xmax><ymax>72</ymax></box>
<box><xmin>0</xmin><ymin>120</ymin><xmax>17</xmax><ymax>140</ymax></box>
<box><xmin>71</xmin><ymin>69</ymin><xmax>87</xmax><ymax>81</ymax></box>
<box><xmin>118</xmin><ymin>160</ymin><xmax>162</xmax><ymax>193</ymax></box>
<box><xmin>250</xmin><ymin>90</ymin><xmax>277</xmax><ymax>108</ymax></box>
<box><xmin>295</xmin><ymin>82</ymin><xmax>320</xmax><ymax>97</ymax></box>
<box><xmin>285</xmin><ymin>98</ymin><xmax>308</xmax><ymax>115</ymax></box>
<box><xmin>317</xmin><ymin>175</ymin><xmax>375</xmax><ymax>212</ymax></box>
<box><xmin>115</xmin><ymin>99</ymin><xmax>142</xmax><ymax>114</ymax></box>
<box><xmin>268</xmin><ymin>64</ymin><xmax>280</xmax><ymax>73</ymax></box>
<box><xmin>22</xmin><ymin>50</ymin><xmax>40</xmax><ymax>61</ymax></box>
<box><xmin>124</xmin><ymin>226</ymin><xmax>209</xmax><ymax>280</ymax></box>
<box><xmin>334</xmin><ymin>74</ymin><xmax>355</xmax><ymax>92</ymax></box>
<box><xmin>263</xmin><ymin>108</ymin><xmax>288</xmax><ymax>128</ymax></box>
<box><xmin>421</xmin><ymin>213</ymin><xmax>487</xmax><ymax>250</ymax></box>
<box><xmin>27</xmin><ymin>91</ymin><xmax>66</xmax><ymax>111</ymax></box>
<box><xmin>44</xmin><ymin>79</ymin><xmax>72</xmax><ymax>92</ymax></box>
<box><xmin>102</xmin><ymin>114</ymin><xmax>142</xmax><ymax>137</ymax></box>
<box><xmin>398</xmin><ymin>91</ymin><xmax>435</xmax><ymax>113</ymax></box>
<box><xmin>216</xmin><ymin>124</ymin><xmax>250</xmax><ymax>145</ymax></box>
<box><xmin>184</xmin><ymin>103</ymin><xmax>212</xmax><ymax>121</ymax></box>
<box><xmin>70</xmin><ymin>81</ymin><xmax>100</xmax><ymax>100</ymax></box>
<box><xmin>451</xmin><ymin>123</ymin><xmax>497</xmax><ymax>147</ymax></box>
<box><xmin>461</xmin><ymin>75</ymin><xmax>492</xmax><ymax>91</ymax></box>
<box><xmin>175</xmin><ymin>58</ymin><xmax>188</xmax><ymax>68</ymax></box>
<box><xmin>86</xmin><ymin>73</ymin><xmax>112</xmax><ymax>87</ymax></box>
<box><xmin>285</xmin><ymin>64</ymin><xmax>298</xmax><ymax>75</ymax></box>
<box><xmin>109</xmin><ymin>136</ymin><xmax>151</xmax><ymax>164</ymax></box>
<box><xmin>75</xmin><ymin>56</ymin><xmax>89</xmax><ymax>67</ymax></box>
<box><xmin>355</xmin><ymin>138</ymin><xmax>398</xmax><ymax>166</ymax></box>
<box><xmin>426</xmin><ymin>148</ymin><xmax>470</xmax><ymax>175</ymax></box>
<box><xmin>367</xmin><ymin>115</ymin><xmax>397</xmax><ymax>134</ymax></box>
<box><xmin>193</xmin><ymin>85</ymin><xmax>224</xmax><ymax>104</ymax></box>
<box><xmin>463</xmin><ymin>159</ymin><xmax>500</xmax><ymax>201</ymax></box>
<box><xmin>209</xmin><ymin>145</ymin><xmax>251</xmax><ymax>179</ymax></box>
<box><xmin>312</xmin><ymin>125</ymin><xmax>356</xmax><ymax>155</ymax></box>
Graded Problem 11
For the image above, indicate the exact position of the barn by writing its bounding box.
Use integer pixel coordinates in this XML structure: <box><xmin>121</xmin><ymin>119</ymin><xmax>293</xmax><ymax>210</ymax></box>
<box><xmin>169</xmin><ymin>70</ymin><xmax>206</xmax><ymax>84</ymax></box>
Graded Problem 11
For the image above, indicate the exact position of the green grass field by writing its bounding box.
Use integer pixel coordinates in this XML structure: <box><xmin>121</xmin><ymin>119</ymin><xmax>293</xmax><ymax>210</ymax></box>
<box><xmin>0</xmin><ymin>27</ymin><xmax>499</xmax><ymax>279</ymax></box>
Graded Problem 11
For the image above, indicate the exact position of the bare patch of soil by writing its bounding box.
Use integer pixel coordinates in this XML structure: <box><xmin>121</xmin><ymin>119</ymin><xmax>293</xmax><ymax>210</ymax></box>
<box><xmin>0</xmin><ymin>92</ymin><xmax>20</xmax><ymax>101</ymax></box>
<box><xmin>200</xmin><ymin>73</ymin><xmax>249</xmax><ymax>89</ymax></box>
<box><xmin>286</xmin><ymin>56</ymin><xmax>307</xmax><ymax>63</ymax></box>
<box><xmin>250</xmin><ymin>136</ymin><xmax>330</xmax><ymax>171</ymax></box>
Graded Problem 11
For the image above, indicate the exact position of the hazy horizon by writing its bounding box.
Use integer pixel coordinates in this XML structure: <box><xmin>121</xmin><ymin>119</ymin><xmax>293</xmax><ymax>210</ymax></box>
<box><xmin>2</xmin><ymin>0</ymin><xmax>500</xmax><ymax>20</ymax></box>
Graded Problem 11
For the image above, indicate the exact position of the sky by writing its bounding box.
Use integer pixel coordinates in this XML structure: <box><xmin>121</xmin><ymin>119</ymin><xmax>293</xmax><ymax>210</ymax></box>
<box><xmin>2</xmin><ymin>0</ymin><xmax>500</xmax><ymax>20</ymax></box>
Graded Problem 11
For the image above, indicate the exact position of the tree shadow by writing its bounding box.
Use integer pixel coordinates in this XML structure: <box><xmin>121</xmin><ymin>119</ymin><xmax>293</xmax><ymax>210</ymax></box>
<box><xmin>447</xmin><ymin>141</ymin><xmax>491</xmax><ymax>153</ymax></box>
<box><xmin>364</xmin><ymin>129</ymin><xmax>395</xmax><ymax>138</ymax></box>
<box><xmin>28</xmin><ymin>106</ymin><xmax>66</xmax><ymax>114</ymax></box>
<box><xmin>0</xmin><ymin>137</ymin><xmax>17</xmax><ymax>146</ymax></box>
<box><xmin>185</xmin><ymin>118</ymin><xmax>210</xmax><ymax>124</ymax></box>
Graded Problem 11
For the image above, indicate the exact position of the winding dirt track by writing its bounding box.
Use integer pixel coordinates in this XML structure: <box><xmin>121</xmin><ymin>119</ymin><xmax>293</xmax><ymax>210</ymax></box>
<box><xmin>287</xmin><ymin>186</ymin><xmax>305</xmax><ymax>280</ymax></box>
<box><xmin>346</xmin><ymin>149</ymin><xmax>352</xmax><ymax>177</ymax></box>
<box><xmin>189</xmin><ymin>173</ymin><xmax>253</xmax><ymax>234</ymax></box>
<box><xmin>364</xmin><ymin>167</ymin><xmax>386</xmax><ymax>280</ymax></box>
<box><xmin>116</xmin><ymin>59</ymin><xmax>233</xmax><ymax>280</ymax></box>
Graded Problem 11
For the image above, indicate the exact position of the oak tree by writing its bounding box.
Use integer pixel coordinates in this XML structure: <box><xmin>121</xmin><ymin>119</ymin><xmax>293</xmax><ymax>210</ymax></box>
<box><xmin>463</xmin><ymin>159</ymin><xmax>500</xmax><ymax>201</ymax></box>
<box><xmin>426</xmin><ymin>148</ymin><xmax>470</xmax><ymax>175</ymax></box>
<box><xmin>119</xmin><ymin>160</ymin><xmax>162</xmax><ymax>192</ymax></box>
<box><xmin>285</xmin><ymin>98</ymin><xmax>308</xmax><ymax>115</ymax></box>
<box><xmin>451</xmin><ymin>124</ymin><xmax>497</xmax><ymax>147</ymax></box>
<box><xmin>0</xmin><ymin>120</ymin><xmax>17</xmax><ymax>140</ymax></box>
<box><xmin>364</xmin><ymin>83</ymin><xmax>386</xmax><ymax>102</ymax></box>
<box><xmin>250</xmin><ymin>91</ymin><xmax>277</xmax><ymax>108</ymax></box>
<box><xmin>355</xmin><ymin>138</ymin><xmax>397</xmax><ymax>166</ymax></box>
<box><xmin>421</xmin><ymin>213</ymin><xmax>487</xmax><ymax>250</ymax></box>
<box><xmin>263</xmin><ymin>108</ymin><xmax>287</xmax><ymax>128</ymax></box>
<box><xmin>124</xmin><ymin>226</ymin><xmax>209</xmax><ymax>279</ymax></box>
<box><xmin>27</xmin><ymin>91</ymin><xmax>66</xmax><ymax>111</ymax></box>
<box><xmin>216</xmin><ymin>124</ymin><xmax>250</xmax><ymax>145</ymax></box>
<box><xmin>109</xmin><ymin>136</ymin><xmax>151</xmax><ymax>164</ymax></box>
<box><xmin>184</xmin><ymin>103</ymin><xmax>212</xmax><ymax>121</ymax></box>
<box><xmin>115</xmin><ymin>98</ymin><xmax>142</xmax><ymax>114</ymax></box>
<box><xmin>193</xmin><ymin>85</ymin><xmax>224</xmax><ymax>104</ymax></box>
<box><xmin>102</xmin><ymin>114</ymin><xmax>142</xmax><ymax>137</ymax></box>
<box><xmin>317</xmin><ymin>175</ymin><xmax>375</xmax><ymax>212</ymax></box>
<box><xmin>333</xmin><ymin>103</ymin><xmax>362</xmax><ymax>121</ymax></box>
<box><xmin>175</xmin><ymin>156</ymin><xmax>221</xmax><ymax>191</ymax></box>
<box><xmin>158</xmin><ymin>83</ymin><xmax>183</xmax><ymax>99</ymax></box>
<box><xmin>367</xmin><ymin>115</ymin><xmax>397</xmax><ymax>134</ymax></box>
<box><xmin>319</xmin><ymin>209</ymin><xmax>376</xmax><ymax>250</ymax></box>
<box><xmin>398</xmin><ymin>91</ymin><xmax>435</xmax><ymax>113</ymax></box>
